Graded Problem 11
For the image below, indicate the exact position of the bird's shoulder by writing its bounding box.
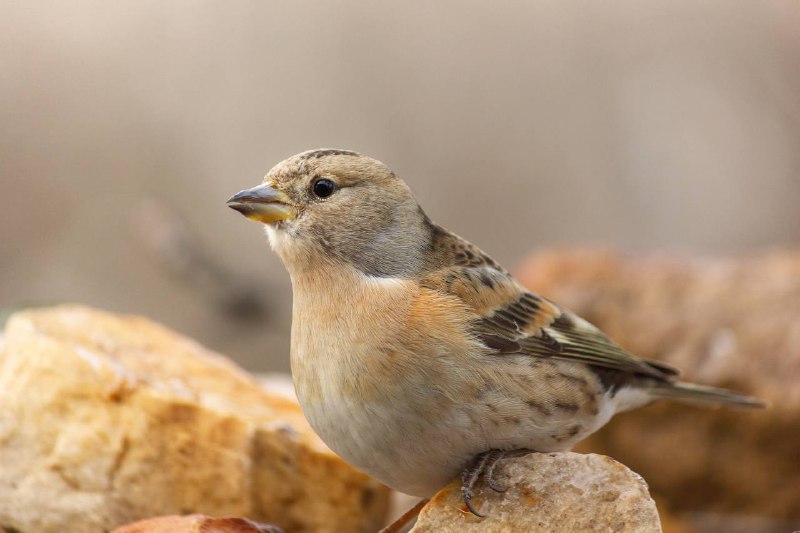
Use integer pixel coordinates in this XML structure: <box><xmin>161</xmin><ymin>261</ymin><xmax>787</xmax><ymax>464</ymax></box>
<box><xmin>418</xmin><ymin>226</ymin><xmax>679</xmax><ymax>383</ymax></box>
<box><xmin>419</xmin><ymin>228</ymin><xmax>563</xmax><ymax>346</ymax></box>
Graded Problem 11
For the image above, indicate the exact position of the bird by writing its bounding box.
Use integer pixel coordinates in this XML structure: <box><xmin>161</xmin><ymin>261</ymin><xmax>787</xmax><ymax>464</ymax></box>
<box><xmin>227</xmin><ymin>148</ymin><xmax>764</xmax><ymax>516</ymax></box>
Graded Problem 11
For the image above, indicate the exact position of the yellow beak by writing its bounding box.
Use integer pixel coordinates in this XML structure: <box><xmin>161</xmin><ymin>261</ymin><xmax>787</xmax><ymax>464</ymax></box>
<box><xmin>227</xmin><ymin>183</ymin><xmax>295</xmax><ymax>224</ymax></box>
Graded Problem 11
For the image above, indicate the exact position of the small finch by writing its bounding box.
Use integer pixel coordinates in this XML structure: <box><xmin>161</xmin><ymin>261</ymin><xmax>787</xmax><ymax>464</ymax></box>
<box><xmin>227</xmin><ymin>149</ymin><xmax>764</xmax><ymax>515</ymax></box>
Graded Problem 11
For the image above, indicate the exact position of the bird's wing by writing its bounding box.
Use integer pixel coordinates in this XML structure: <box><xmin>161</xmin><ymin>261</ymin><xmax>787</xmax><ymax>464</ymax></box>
<box><xmin>420</xmin><ymin>264</ymin><xmax>678</xmax><ymax>381</ymax></box>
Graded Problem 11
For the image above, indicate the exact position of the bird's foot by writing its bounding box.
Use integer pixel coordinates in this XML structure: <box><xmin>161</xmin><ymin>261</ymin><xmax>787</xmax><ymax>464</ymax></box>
<box><xmin>460</xmin><ymin>449</ymin><xmax>514</xmax><ymax>517</ymax></box>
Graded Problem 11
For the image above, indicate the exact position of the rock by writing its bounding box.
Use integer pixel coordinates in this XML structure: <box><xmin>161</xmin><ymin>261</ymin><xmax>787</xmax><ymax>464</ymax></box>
<box><xmin>0</xmin><ymin>305</ymin><xmax>389</xmax><ymax>533</ymax></box>
<box><xmin>112</xmin><ymin>514</ymin><xmax>284</xmax><ymax>533</ymax></box>
<box><xmin>411</xmin><ymin>452</ymin><xmax>661</xmax><ymax>532</ymax></box>
<box><xmin>516</xmin><ymin>249</ymin><xmax>800</xmax><ymax>521</ymax></box>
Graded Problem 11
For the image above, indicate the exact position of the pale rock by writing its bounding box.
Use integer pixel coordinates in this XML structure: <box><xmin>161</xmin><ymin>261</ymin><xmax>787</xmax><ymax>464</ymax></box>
<box><xmin>411</xmin><ymin>452</ymin><xmax>661</xmax><ymax>533</ymax></box>
<box><xmin>0</xmin><ymin>305</ymin><xmax>389</xmax><ymax>533</ymax></box>
<box><xmin>112</xmin><ymin>514</ymin><xmax>284</xmax><ymax>533</ymax></box>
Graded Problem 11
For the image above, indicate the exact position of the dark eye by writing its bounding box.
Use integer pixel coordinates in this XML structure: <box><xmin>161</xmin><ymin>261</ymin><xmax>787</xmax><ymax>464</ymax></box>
<box><xmin>312</xmin><ymin>178</ymin><xmax>336</xmax><ymax>198</ymax></box>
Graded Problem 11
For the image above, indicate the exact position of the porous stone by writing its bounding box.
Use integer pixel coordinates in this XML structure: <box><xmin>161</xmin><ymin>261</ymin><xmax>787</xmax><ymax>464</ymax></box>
<box><xmin>411</xmin><ymin>452</ymin><xmax>661</xmax><ymax>533</ymax></box>
<box><xmin>112</xmin><ymin>514</ymin><xmax>284</xmax><ymax>533</ymax></box>
<box><xmin>517</xmin><ymin>248</ymin><xmax>800</xmax><ymax>521</ymax></box>
<box><xmin>0</xmin><ymin>305</ymin><xmax>389</xmax><ymax>533</ymax></box>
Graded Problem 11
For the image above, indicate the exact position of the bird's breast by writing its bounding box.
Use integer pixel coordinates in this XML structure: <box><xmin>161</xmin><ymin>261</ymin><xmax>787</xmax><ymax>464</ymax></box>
<box><xmin>289</xmin><ymin>271</ymin><xmax>417</xmax><ymax>406</ymax></box>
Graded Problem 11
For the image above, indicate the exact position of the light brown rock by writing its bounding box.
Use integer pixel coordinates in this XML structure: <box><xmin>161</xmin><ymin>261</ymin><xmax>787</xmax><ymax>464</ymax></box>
<box><xmin>112</xmin><ymin>514</ymin><xmax>284</xmax><ymax>533</ymax></box>
<box><xmin>0</xmin><ymin>305</ymin><xmax>389</xmax><ymax>533</ymax></box>
<box><xmin>411</xmin><ymin>452</ymin><xmax>661</xmax><ymax>533</ymax></box>
<box><xmin>517</xmin><ymin>248</ymin><xmax>800</xmax><ymax>521</ymax></box>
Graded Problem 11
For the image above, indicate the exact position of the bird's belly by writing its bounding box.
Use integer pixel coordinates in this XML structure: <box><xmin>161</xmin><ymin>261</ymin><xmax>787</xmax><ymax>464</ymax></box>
<box><xmin>298</xmin><ymin>385</ymin><xmax>469</xmax><ymax>496</ymax></box>
<box><xmin>292</xmin><ymin>348</ymin><xmax>466</xmax><ymax>494</ymax></box>
<box><xmin>293</xmin><ymin>341</ymin><xmax>613</xmax><ymax>496</ymax></box>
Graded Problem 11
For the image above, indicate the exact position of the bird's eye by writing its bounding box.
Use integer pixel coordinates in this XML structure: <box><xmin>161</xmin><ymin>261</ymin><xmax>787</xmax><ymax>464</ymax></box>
<box><xmin>312</xmin><ymin>178</ymin><xmax>336</xmax><ymax>198</ymax></box>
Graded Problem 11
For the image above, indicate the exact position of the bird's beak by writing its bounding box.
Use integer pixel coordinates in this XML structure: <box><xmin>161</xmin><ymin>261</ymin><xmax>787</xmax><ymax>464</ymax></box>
<box><xmin>226</xmin><ymin>183</ymin><xmax>295</xmax><ymax>224</ymax></box>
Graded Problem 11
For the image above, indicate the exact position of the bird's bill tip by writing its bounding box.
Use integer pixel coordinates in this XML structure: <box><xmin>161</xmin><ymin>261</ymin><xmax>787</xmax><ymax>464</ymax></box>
<box><xmin>227</xmin><ymin>183</ymin><xmax>295</xmax><ymax>224</ymax></box>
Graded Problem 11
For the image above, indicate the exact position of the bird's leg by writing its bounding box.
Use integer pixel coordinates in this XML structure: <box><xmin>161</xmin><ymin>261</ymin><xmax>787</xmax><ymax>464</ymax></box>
<box><xmin>484</xmin><ymin>451</ymin><xmax>507</xmax><ymax>493</ymax></box>
<box><xmin>460</xmin><ymin>449</ymin><xmax>506</xmax><ymax>516</ymax></box>
<box><xmin>460</xmin><ymin>449</ymin><xmax>536</xmax><ymax>516</ymax></box>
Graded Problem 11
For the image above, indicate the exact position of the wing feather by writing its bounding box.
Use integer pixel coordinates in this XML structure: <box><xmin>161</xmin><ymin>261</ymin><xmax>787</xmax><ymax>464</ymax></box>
<box><xmin>421</xmin><ymin>260</ymin><xmax>678</xmax><ymax>382</ymax></box>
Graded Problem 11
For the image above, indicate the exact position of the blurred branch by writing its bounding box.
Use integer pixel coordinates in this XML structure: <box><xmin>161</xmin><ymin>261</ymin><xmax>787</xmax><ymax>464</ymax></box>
<box><xmin>130</xmin><ymin>199</ymin><xmax>270</xmax><ymax>322</ymax></box>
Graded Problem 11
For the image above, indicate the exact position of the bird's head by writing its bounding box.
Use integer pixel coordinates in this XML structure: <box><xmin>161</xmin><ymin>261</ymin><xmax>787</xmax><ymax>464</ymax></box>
<box><xmin>228</xmin><ymin>149</ymin><xmax>434</xmax><ymax>277</ymax></box>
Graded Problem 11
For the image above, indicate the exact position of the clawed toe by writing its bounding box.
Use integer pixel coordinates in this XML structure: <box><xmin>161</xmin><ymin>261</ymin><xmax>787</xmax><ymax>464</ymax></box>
<box><xmin>460</xmin><ymin>464</ymin><xmax>483</xmax><ymax>517</ymax></box>
<box><xmin>486</xmin><ymin>476</ymin><xmax>507</xmax><ymax>493</ymax></box>
<box><xmin>485</xmin><ymin>452</ymin><xmax>507</xmax><ymax>493</ymax></box>
<box><xmin>462</xmin><ymin>490</ymin><xmax>486</xmax><ymax>517</ymax></box>
<box><xmin>459</xmin><ymin>449</ymin><xmax>510</xmax><ymax>516</ymax></box>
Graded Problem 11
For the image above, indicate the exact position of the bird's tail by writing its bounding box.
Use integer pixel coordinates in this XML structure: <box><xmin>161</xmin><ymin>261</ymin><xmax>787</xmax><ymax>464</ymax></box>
<box><xmin>648</xmin><ymin>381</ymin><xmax>766</xmax><ymax>409</ymax></box>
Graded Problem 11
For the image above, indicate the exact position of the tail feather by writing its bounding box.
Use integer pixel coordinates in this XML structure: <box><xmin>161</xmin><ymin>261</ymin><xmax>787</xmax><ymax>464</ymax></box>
<box><xmin>649</xmin><ymin>381</ymin><xmax>766</xmax><ymax>409</ymax></box>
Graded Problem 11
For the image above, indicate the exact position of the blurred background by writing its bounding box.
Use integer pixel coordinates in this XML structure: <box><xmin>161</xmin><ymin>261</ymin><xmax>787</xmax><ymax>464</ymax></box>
<box><xmin>2</xmin><ymin>0</ymin><xmax>799</xmax><ymax>372</ymax></box>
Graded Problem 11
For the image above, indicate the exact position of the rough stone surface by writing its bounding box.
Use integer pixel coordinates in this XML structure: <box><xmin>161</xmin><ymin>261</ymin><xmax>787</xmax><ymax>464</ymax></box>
<box><xmin>411</xmin><ymin>452</ymin><xmax>661</xmax><ymax>533</ymax></box>
<box><xmin>112</xmin><ymin>514</ymin><xmax>284</xmax><ymax>533</ymax></box>
<box><xmin>0</xmin><ymin>306</ymin><xmax>389</xmax><ymax>533</ymax></box>
<box><xmin>517</xmin><ymin>248</ymin><xmax>800</xmax><ymax>521</ymax></box>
